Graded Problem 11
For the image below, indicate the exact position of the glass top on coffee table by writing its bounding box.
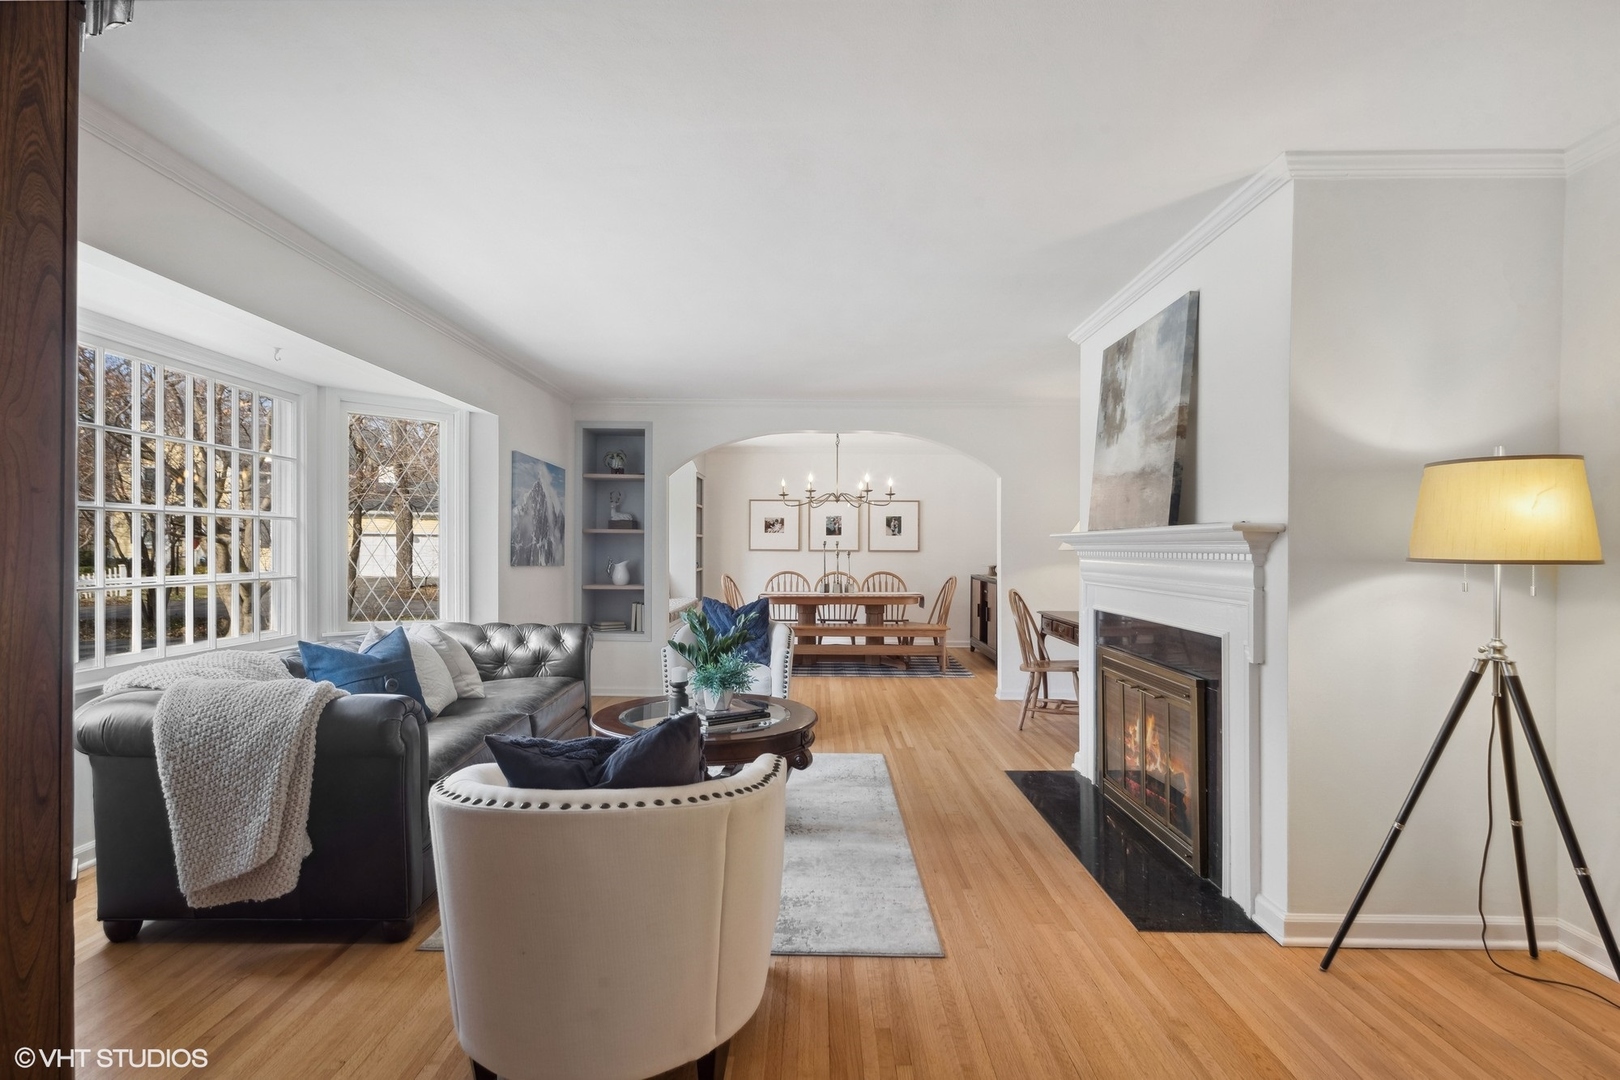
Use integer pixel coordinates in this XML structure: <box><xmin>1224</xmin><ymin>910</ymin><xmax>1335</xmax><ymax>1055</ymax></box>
<box><xmin>617</xmin><ymin>696</ymin><xmax>790</xmax><ymax>735</ymax></box>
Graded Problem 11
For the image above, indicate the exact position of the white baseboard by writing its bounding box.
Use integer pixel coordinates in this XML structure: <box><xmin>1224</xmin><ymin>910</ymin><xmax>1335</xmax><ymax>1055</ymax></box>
<box><xmin>592</xmin><ymin>684</ymin><xmax>662</xmax><ymax>698</ymax></box>
<box><xmin>1265</xmin><ymin>908</ymin><xmax>1616</xmax><ymax>981</ymax></box>
<box><xmin>1251</xmin><ymin>892</ymin><xmax>1288</xmax><ymax>941</ymax></box>
<box><xmin>73</xmin><ymin>840</ymin><xmax>96</xmax><ymax>871</ymax></box>
<box><xmin>1558</xmin><ymin>920</ymin><xmax>1620</xmax><ymax>981</ymax></box>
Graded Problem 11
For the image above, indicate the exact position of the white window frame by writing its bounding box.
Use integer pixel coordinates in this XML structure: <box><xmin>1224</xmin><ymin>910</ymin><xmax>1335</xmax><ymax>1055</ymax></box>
<box><xmin>74</xmin><ymin>315</ymin><xmax>317</xmax><ymax>687</ymax></box>
<box><xmin>323</xmin><ymin>391</ymin><xmax>469</xmax><ymax>633</ymax></box>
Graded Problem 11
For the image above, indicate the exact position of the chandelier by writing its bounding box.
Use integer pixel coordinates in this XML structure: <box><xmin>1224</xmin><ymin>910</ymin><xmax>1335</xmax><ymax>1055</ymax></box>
<box><xmin>777</xmin><ymin>433</ymin><xmax>896</xmax><ymax>509</ymax></box>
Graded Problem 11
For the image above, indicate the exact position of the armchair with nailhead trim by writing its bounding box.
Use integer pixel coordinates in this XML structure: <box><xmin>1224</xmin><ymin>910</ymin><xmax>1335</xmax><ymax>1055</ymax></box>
<box><xmin>430</xmin><ymin>754</ymin><xmax>787</xmax><ymax>1080</ymax></box>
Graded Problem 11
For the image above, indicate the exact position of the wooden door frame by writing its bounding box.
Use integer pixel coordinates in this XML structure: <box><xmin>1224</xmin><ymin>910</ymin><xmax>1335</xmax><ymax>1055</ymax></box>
<box><xmin>1</xmin><ymin>1</ymin><xmax>81</xmax><ymax>1072</ymax></box>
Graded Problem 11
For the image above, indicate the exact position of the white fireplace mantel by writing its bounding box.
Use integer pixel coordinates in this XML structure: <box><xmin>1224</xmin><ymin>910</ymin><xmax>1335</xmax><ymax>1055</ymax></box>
<box><xmin>1052</xmin><ymin>520</ymin><xmax>1285</xmax><ymax>918</ymax></box>
<box><xmin>1053</xmin><ymin>522</ymin><xmax>1284</xmax><ymax>662</ymax></box>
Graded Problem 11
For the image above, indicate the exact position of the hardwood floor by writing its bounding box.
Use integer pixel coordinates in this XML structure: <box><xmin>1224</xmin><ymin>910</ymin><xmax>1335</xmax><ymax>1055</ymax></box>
<box><xmin>74</xmin><ymin>650</ymin><xmax>1620</xmax><ymax>1078</ymax></box>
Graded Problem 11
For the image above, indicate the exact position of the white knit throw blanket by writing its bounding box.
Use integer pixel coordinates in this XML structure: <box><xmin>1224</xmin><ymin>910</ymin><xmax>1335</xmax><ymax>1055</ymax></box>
<box><xmin>102</xmin><ymin>651</ymin><xmax>347</xmax><ymax>908</ymax></box>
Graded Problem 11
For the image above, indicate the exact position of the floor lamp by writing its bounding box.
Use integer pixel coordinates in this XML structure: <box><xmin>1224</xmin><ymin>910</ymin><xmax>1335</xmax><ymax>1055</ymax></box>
<box><xmin>1320</xmin><ymin>453</ymin><xmax>1620</xmax><ymax>977</ymax></box>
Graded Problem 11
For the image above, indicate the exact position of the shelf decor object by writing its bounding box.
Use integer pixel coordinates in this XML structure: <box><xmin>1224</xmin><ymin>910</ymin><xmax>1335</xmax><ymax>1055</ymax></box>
<box><xmin>510</xmin><ymin>451</ymin><xmax>565</xmax><ymax>567</ymax></box>
<box><xmin>1320</xmin><ymin>451</ymin><xmax>1618</xmax><ymax>980</ymax></box>
<box><xmin>750</xmin><ymin>500</ymin><xmax>801</xmax><ymax>551</ymax></box>
<box><xmin>867</xmin><ymin>499</ymin><xmax>920</xmax><ymax>552</ymax></box>
<box><xmin>1088</xmin><ymin>291</ymin><xmax>1198</xmax><ymax>531</ymax></box>
<box><xmin>777</xmin><ymin>432</ymin><xmax>896</xmax><ymax>510</ymax></box>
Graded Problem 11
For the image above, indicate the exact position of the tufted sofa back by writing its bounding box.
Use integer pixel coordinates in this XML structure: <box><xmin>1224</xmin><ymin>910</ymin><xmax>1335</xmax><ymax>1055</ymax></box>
<box><xmin>436</xmin><ymin>621</ymin><xmax>591</xmax><ymax>689</ymax></box>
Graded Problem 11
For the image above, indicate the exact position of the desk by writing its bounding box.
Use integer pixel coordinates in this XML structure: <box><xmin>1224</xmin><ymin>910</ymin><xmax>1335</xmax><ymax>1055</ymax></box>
<box><xmin>1037</xmin><ymin>609</ymin><xmax>1081</xmax><ymax>647</ymax></box>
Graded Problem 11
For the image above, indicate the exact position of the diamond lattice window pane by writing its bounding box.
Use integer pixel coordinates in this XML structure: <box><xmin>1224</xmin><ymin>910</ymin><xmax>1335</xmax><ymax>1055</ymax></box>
<box><xmin>347</xmin><ymin>414</ymin><xmax>441</xmax><ymax>622</ymax></box>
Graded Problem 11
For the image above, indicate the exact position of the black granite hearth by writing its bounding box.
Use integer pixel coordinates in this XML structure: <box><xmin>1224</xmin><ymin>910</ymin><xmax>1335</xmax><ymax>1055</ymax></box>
<box><xmin>1008</xmin><ymin>770</ymin><xmax>1261</xmax><ymax>934</ymax></box>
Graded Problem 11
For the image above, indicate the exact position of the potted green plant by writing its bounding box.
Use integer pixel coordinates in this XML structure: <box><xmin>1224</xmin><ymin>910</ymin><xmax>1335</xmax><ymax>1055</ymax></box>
<box><xmin>669</xmin><ymin>608</ymin><xmax>758</xmax><ymax>714</ymax></box>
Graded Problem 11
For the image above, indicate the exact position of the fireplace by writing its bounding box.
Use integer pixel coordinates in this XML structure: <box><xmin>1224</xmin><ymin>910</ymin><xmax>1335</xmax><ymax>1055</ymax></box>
<box><xmin>1095</xmin><ymin>613</ymin><xmax>1222</xmax><ymax>879</ymax></box>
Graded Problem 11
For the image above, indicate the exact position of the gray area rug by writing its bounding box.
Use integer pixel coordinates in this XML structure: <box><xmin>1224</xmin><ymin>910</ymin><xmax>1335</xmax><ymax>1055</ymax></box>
<box><xmin>419</xmin><ymin>753</ymin><xmax>942</xmax><ymax>958</ymax></box>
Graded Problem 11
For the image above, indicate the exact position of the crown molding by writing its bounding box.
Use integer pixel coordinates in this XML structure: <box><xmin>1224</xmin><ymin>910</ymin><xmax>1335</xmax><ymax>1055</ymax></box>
<box><xmin>1069</xmin><ymin>147</ymin><xmax>1579</xmax><ymax>346</ymax></box>
<box><xmin>1281</xmin><ymin>148</ymin><xmax>1566</xmax><ymax>179</ymax></box>
<box><xmin>573</xmin><ymin>395</ymin><xmax>1077</xmax><ymax>409</ymax></box>
<box><xmin>79</xmin><ymin>98</ymin><xmax>577</xmax><ymax>404</ymax></box>
<box><xmin>1067</xmin><ymin>154</ymin><xmax>1293</xmax><ymax>345</ymax></box>
<box><xmin>1566</xmin><ymin>121</ymin><xmax>1620</xmax><ymax>175</ymax></box>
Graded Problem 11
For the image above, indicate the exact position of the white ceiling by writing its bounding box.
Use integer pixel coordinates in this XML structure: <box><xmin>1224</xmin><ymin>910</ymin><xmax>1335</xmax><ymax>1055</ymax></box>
<box><xmin>82</xmin><ymin>1</ymin><xmax>1620</xmax><ymax>402</ymax></box>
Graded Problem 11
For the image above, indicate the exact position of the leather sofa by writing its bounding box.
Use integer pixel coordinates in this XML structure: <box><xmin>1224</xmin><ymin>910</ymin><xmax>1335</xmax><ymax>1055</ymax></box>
<box><xmin>430</xmin><ymin>754</ymin><xmax>787</xmax><ymax>1080</ymax></box>
<box><xmin>74</xmin><ymin>621</ymin><xmax>592</xmax><ymax>943</ymax></box>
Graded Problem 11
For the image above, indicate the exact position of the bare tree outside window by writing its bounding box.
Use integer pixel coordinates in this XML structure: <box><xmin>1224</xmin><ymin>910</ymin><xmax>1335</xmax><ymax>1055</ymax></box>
<box><xmin>75</xmin><ymin>342</ymin><xmax>296</xmax><ymax>668</ymax></box>
<box><xmin>347</xmin><ymin>413</ymin><xmax>441</xmax><ymax>622</ymax></box>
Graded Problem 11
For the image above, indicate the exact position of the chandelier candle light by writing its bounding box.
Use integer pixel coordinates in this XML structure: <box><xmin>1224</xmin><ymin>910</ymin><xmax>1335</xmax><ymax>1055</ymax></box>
<box><xmin>777</xmin><ymin>433</ymin><xmax>896</xmax><ymax>509</ymax></box>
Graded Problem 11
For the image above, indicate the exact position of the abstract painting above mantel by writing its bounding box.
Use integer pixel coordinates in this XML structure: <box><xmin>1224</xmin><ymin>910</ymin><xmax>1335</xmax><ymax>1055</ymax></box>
<box><xmin>511</xmin><ymin>451</ymin><xmax>565</xmax><ymax>566</ymax></box>
<box><xmin>1089</xmin><ymin>291</ymin><xmax>1199</xmax><ymax>531</ymax></box>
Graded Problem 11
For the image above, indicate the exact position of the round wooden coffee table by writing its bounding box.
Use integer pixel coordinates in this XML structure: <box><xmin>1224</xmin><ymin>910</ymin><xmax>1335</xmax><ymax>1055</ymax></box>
<box><xmin>591</xmin><ymin>696</ymin><xmax>818</xmax><ymax>771</ymax></box>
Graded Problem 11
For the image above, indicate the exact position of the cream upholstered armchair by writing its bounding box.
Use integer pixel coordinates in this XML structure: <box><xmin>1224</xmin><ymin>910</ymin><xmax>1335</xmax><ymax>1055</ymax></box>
<box><xmin>663</xmin><ymin>619</ymin><xmax>794</xmax><ymax>699</ymax></box>
<box><xmin>429</xmin><ymin>755</ymin><xmax>788</xmax><ymax>1080</ymax></box>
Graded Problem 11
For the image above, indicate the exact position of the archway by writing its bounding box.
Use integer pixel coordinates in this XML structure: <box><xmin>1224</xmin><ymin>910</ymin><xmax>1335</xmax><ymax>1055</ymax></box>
<box><xmin>666</xmin><ymin>429</ymin><xmax>1002</xmax><ymax>676</ymax></box>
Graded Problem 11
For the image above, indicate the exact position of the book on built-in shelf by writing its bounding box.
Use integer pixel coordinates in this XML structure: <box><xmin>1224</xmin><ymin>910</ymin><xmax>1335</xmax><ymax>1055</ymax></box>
<box><xmin>629</xmin><ymin>601</ymin><xmax>644</xmax><ymax>633</ymax></box>
<box><xmin>593</xmin><ymin>620</ymin><xmax>627</xmax><ymax>633</ymax></box>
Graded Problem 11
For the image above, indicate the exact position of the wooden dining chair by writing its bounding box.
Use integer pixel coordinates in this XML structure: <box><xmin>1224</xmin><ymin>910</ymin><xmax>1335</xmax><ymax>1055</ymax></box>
<box><xmin>1007</xmin><ymin>589</ymin><xmax>1080</xmax><ymax>730</ymax></box>
<box><xmin>813</xmin><ymin>571</ymin><xmax>861</xmax><ymax>629</ymax></box>
<box><xmin>892</xmin><ymin>576</ymin><xmax>955</xmax><ymax>670</ymax></box>
<box><xmin>860</xmin><ymin>571</ymin><xmax>910</xmax><ymax>626</ymax></box>
<box><xmin>722</xmin><ymin>574</ymin><xmax>745</xmax><ymax>609</ymax></box>
<box><xmin>762</xmin><ymin>570</ymin><xmax>810</xmax><ymax>624</ymax></box>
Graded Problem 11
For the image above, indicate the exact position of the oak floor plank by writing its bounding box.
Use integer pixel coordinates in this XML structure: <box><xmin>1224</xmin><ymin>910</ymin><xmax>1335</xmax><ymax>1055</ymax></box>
<box><xmin>73</xmin><ymin>649</ymin><xmax>1620</xmax><ymax>1078</ymax></box>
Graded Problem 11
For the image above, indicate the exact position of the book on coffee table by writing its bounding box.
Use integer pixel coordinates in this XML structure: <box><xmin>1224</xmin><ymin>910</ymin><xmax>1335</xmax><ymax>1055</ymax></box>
<box><xmin>702</xmin><ymin>697</ymin><xmax>772</xmax><ymax>725</ymax></box>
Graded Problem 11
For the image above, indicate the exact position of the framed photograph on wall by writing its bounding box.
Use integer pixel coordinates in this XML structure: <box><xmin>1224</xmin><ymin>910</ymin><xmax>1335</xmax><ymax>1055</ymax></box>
<box><xmin>867</xmin><ymin>500</ymin><xmax>920</xmax><ymax>552</ymax></box>
<box><xmin>749</xmin><ymin>500</ymin><xmax>800</xmax><ymax>551</ymax></box>
<box><xmin>810</xmin><ymin>503</ymin><xmax>861</xmax><ymax>551</ymax></box>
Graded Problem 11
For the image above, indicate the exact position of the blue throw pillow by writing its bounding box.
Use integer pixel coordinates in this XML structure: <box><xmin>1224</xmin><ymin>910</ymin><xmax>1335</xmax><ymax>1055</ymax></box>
<box><xmin>700</xmin><ymin>596</ymin><xmax>771</xmax><ymax>667</ymax></box>
<box><xmin>598</xmin><ymin>711</ymin><xmax>706</xmax><ymax>788</ymax></box>
<box><xmin>299</xmin><ymin>627</ymin><xmax>431</xmax><ymax>718</ymax></box>
<box><xmin>485</xmin><ymin>734</ymin><xmax>621</xmax><ymax>789</ymax></box>
<box><xmin>484</xmin><ymin>714</ymin><xmax>705</xmax><ymax>790</ymax></box>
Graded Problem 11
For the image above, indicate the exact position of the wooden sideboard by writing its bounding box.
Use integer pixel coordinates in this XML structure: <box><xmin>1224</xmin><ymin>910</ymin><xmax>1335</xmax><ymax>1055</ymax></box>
<box><xmin>969</xmin><ymin>574</ymin><xmax>997</xmax><ymax>660</ymax></box>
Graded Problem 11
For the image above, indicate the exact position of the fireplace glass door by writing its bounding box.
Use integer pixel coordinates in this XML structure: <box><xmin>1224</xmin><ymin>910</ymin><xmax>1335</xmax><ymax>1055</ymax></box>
<box><xmin>1096</xmin><ymin>645</ymin><xmax>1206</xmax><ymax>874</ymax></box>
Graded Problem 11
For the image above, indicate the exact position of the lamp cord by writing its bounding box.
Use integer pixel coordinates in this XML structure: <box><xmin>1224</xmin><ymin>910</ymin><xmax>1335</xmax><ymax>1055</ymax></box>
<box><xmin>1478</xmin><ymin>714</ymin><xmax>1620</xmax><ymax>1009</ymax></box>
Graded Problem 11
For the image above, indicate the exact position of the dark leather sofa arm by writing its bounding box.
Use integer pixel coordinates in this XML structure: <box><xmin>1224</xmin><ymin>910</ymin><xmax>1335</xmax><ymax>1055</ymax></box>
<box><xmin>75</xmin><ymin>688</ymin><xmax>428</xmax><ymax>759</ymax></box>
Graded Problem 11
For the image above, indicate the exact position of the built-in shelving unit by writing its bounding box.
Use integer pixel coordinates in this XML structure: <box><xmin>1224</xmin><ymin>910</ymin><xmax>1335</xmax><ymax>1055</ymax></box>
<box><xmin>579</xmin><ymin>425</ymin><xmax>649</xmax><ymax>635</ymax></box>
<box><xmin>694</xmin><ymin>472</ymin><xmax>705</xmax><ymax>600</ymax></box>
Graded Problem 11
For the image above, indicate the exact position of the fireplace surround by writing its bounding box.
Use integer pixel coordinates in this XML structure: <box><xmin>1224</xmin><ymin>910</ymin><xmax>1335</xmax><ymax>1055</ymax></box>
<box><xmin>1053</xmin><ymin>521</ymin><xmax>1283</xmax><ymax>919</ymax></box>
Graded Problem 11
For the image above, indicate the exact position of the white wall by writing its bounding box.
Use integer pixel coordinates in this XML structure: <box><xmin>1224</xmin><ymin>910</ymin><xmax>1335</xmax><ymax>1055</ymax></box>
<box><xmin>1555</xmin><ymin>150</ymin><xmax>1620</xmax><ymax>976</ymax></box>
<box><xmin>576</xmin><ymin>402</ymin><xmax>1079</xmax><ymax>696</ymax></box>
<box><xmin>699</xmin><ymin>435</ymin><xmax>997</xmax><ymax>645</ymax></box>
<box><xmin>1075</xmin><ymin>182</ymin><xmax>1295</xmax><ymax>913</ymax></box>
<box><xmin>1287</xmin><ymin>177</ymin><xmax>1567</xmax><ymax>931</ymax></box>
<box><xmin>667</xmin><ymin>460</ymin><xmax>701</xmax><ymax>599</ymax></box>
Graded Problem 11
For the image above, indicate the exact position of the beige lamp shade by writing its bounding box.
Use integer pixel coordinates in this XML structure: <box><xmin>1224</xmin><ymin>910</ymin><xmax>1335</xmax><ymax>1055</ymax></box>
<box><xmin>1409</xmin><ymin>455</ymin><xmax>1603</xmax><ymax>564</ymax></box>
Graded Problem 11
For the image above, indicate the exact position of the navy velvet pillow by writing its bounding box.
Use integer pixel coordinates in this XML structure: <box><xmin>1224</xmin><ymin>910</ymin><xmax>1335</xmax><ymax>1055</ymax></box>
<box><xmin>599</xmin><ymin>711</ymin><xmax>706</xmax><ymax>789</ymax></box>
<box><xmin>484</xmin><ymin>713</ymin><xmax>706</xmax><ymax>790</ymax></box>
<box><xmin>299</xmin><ymin>627</ymin><xmax>431</xmax><ymax>718</ymax></box>
<box><xmin>700</xmin><ymin>596</ymin><xmax>771</xmax><ymax>667</ymax></box>
<box><xmin>485</xmin><ymin>734</ymin><xmax>621</xmax><ymax>790</ymax></box>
